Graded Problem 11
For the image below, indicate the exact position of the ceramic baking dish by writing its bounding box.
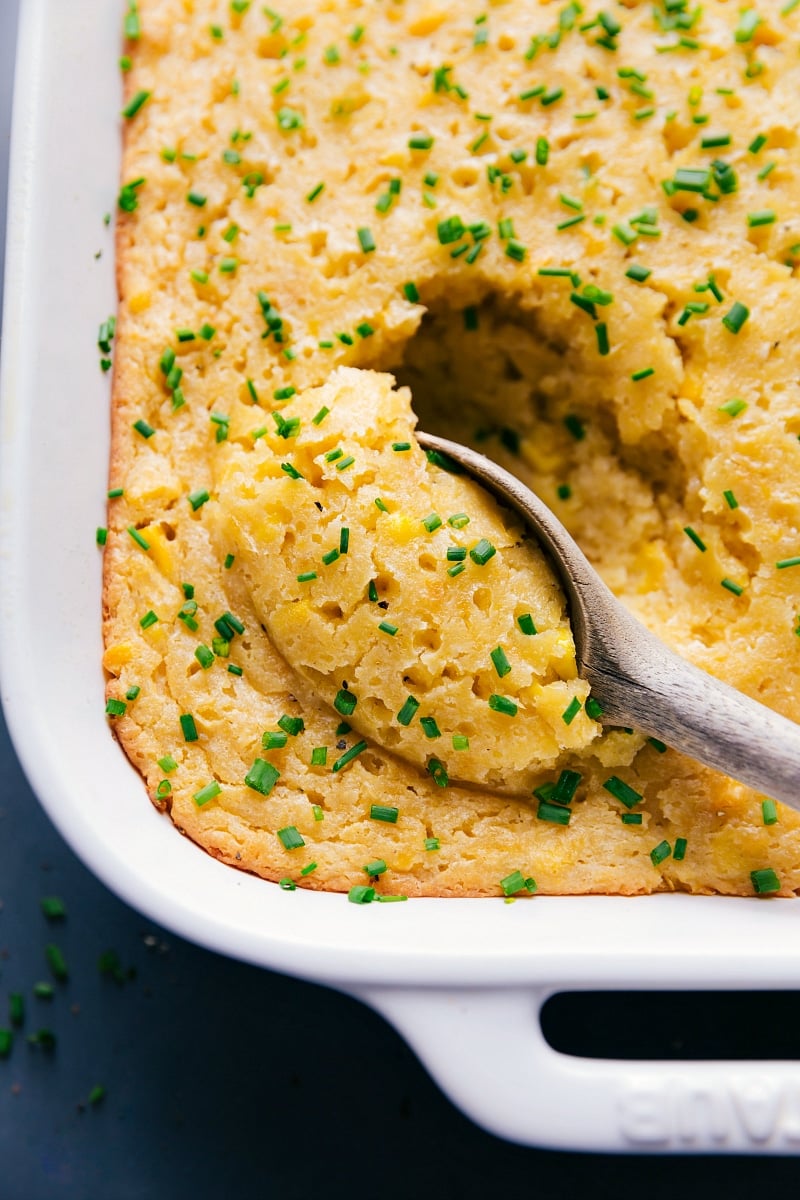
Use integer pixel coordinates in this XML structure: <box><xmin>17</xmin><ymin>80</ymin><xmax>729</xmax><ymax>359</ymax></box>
<box><xmin>4</xmin><ymin>0</ymin><xmax>800</xmax><ymax>1154</ymax></box>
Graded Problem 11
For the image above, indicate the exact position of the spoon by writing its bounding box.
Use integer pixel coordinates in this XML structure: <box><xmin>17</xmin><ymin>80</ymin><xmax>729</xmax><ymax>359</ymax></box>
<box><xmin>417</xmin><ymin>430</ymin><xmax>800</xmax><ymax>811</ymax></box>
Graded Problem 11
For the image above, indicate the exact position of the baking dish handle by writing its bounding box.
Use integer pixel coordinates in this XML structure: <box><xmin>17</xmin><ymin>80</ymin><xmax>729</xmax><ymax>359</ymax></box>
<box><xmin>358</xmin><ymin>985</ymin><xmax>800</xmax><ymax>1153</ymax></box>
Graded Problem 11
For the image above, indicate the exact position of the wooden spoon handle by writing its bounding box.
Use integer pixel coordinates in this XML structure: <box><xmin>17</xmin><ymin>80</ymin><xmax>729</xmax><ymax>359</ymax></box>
<box><xmin>589</xmin><ymin>625</ymin><xmax>800</xmax><ymax>811</ymax></box>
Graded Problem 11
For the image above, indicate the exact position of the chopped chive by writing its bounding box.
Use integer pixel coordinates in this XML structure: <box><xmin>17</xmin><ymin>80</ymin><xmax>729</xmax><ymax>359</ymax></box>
<box><xmin>490</xmin><ymin>646</ymin><xmax>511</xmax><ymax>678</ymax></box>
<box><xmin>489</xmin><ymin>694</ymin><xmax>518</xmax><ymax>716</ymax></box>
<box><xmin>470</xmin><ymin>538</ymin><xmax>496</xmax><ymax>566</ymax></box>
<box><xmin>188</xmin><ymin>489</ymin><xmax>210</xmax><ymax>512</ymax></box>
<box><xmin>452</xmin><ymin>734</ymin><xmax>469</xmax><ymax>751</ymax></box>
<box><xmin>227</xmin><ymin>664</ymin><xmax>243</xmax><ymax>677</ymax></box>
<box><xmin>561</xmin><ymin>697</ymin><xmax>582</xmax><ymax>725</ymax></box>
<box><xmin>357</xmin><ymin>227</ymin><xmax>376</xmax><ymax>253</ymax></box>
<box><xmin>408</xmin><ymin>134</ymin><xmax>434</xmax><ymax>150</ymax></box>
<box><xmin>364</xmin><ymin>859</ymin><xmax>387</xmax><ymax>877</ymax></box>
<box><xmin>750</xmin><ymin>868</ymin><xmax>780</xmax><ymax>895</ymax></box>
<box><xmin>180</xmin><ymin>714</ymin><xmax>198</xmax><ymax>742</ymax></box>
<box><xmin>517</xmin><ymin>613</ymin><xmax>537</xmax><ymax>636</ymax></box>
<box><xmin>762</xmin><ymin>799</ymin><xmax>778</xmax><ymax>825</ymax></box>
<box><xmin>96</xmin><ymin>527</ymin><xmax>108</xmax><ymax>547</ymax></box>
<box><xmin>310</xmin><ymin>747</ymin><xmax>328</xmax><ymax>767</ymax></box>
<box><xmin>631</xmin><ymin>367</ymin><xmax>654</xmax><ymax>382</ymax></box>
<box><xmin>262</xmin><ymin>731</ymin><xmax>288</xmax><ymax>749</ymax></box>
<box><xmin>448</xmin><ymin>513</ymin><xmax>470</xmax><ymax>529</ymax></box>
<box><xmin>245</xmin><ymin>758</ymin><xmax>280</xmax><ymax>797</ymax></box>
<box><xmin>683</xmin><ymin>526</ymin><xmax>707</xmax><ymax>552</ymax></box>
<box><xmin>648</xmin><ymin>737</ymin><xmax>668</xmax><ymax>754</ymax></box>
<box><xmin>626</xmin><ymin>264</ymin><xmax>651</xmax><ymax>282</ymax></box>
<box><xmin>306</xmin><ymin>181</ymin><xmax>325</xmax><ymax>203</ymax></box>
<box><xmin>348</xmin><ymin>885</ymin><xmax>375</xmax><ymax>904</ymax></box>
<box><xmin>585</xmin><ymin>697</ymin><xmax>604</xmax><ymax>720</ymax></box>
<box><xmin>603</xmin><ymin>776</ymin><xmax>642</xmax><ymax>807</ymax></box>
<box><xmin>420</xmin><ymin>716</ymin><xmax>442</xmax><ymax>739</ymax></box>
<box><xmin>621</xmin><ymin>812</ymin><xmax>643</xmax><ymax>825</ymax></box>
<box><xmin>397</xmin><ymin>696</ymin><xmax>420</xmax><ymax>726</ymax></box>
<box><xmin>650</xmin><ymin>840</ymin><xmax>671</xmax><ymax>866</ymax></box>
<box><xmin>277</xmin><ymin>714</ymin><xmax>304</xmax><ymax>737</ymax></box>
<box><xmin>392</xmin><ymin>441</ymin><xmax>411</xmax><ymax>452</ymax></box>
<box><xmin>427</xmin><ymin>757</ymin><xmax>449</xmax><ymax>788</ymax></box>
<box><xmin>332</xmin><ymin>741</ymin><xmax>367</xmax><ymax>773</ymax></box>
<box><xmin>735</xmin><ymin>9</ymin><xmax>760</xmax><ymax>41</ymax></box>
<box><xmin>747</xmin><ymin>210</ymin><xmax>776</xmax><ymax>227</ymax></box>
<box><xmin>422</xmin><ymin>512</ymin><xmax>442</xmax><ymax>533</ymax></box>
<box><xmin>370</xmin><ymin>804</ymin><xmax>398</xmax><ymax>823</ymax></box>
<box><xmin>312</xmin><ymin>805</ymin><xmax>324</xmax><ymax>821</ymax></box>
<box><xmin>721</xmin><ymin>577</ymin><xmax>744</xmax><ymax>596</ymax></box>
<box><xmin>194</xmin><ymin>644</ymin><xmax>214</xmax><ymax>670</ymax></box>
<box><xmin>279</xmin><ymin>878</ymin><xmax>296</xmax><ymax>891</ymax></box>
<box><xmin>277</xmin><ymin>825</ymin><xmax>305</xmax><ymax>850</ymax></box>
<box><xmin>776</xmin><ymin>557</ymin><xmax>800</xmax><ymax>570</ymax></box>
<box><xmin>557</xmin><ymin>214</ymin><xmax>586</xmax><ymax>231</ymax></box>
<box><xmin>564</xmin><ymin>414</ymin><xmax>585</xmax><ymax>440</ymax></box>
<box><xmin>722</xmin><ymin>302</ymin><xmax>749</xmax><ymax>334</ymax></box>
<box><xmin>537</xmin><ymin>801</ymin><xmax>570</xmax><ymax>825</ymax></box>
<box><xmin>33</xmin><ymin>982</ymin><xmax>55</xmax><ymax>999</ymax></box>
<box><xmin>378</xmin><ymin>620</ymin><xmax>398</xmax><ymax>636</ymax></box>
<box><xmin>311</xmin><ymin>406</ymin><xmax>329</xmax><ymax>426</ymax></box>
<box><xmin>122</xmin><ymin>89</ymin><xmax>151</xmax><ymax>119</ymax></box>
<box><xmin>40</xmin><ymin>896</ymin><xmax>67</xmax><ymax>920</ymax></box>
<box><xmin>595</xmin><ymin>323</ymin><xmax>610</xmax><ymax>356</ymax></box>
<box><xmin>334</xmin><ymin>689</ymin><xmax>357</xmax><ymax>716</ymax></box>
<box><xmin>193</xmin><ymin>781</ymin><xmax>221</xmax><ymax>807</ymax></box>
<box><xmin>339</xmin><ymin>527</ymin><xmax>350</xmax><ymax>554</ymax></box>
<box><xmin>723</xmin><ymin>490</ymin><xmax>739</xmax><ymax>510</ymax></box>
<box><xmin>673</xmin><ymin>837</ymin><xmax>687</xmax><ymax>861</ymax></box>
<box><xmin>553</xmin><ymin>770</ymin><xmax>582</xmax><ymax>805</ymax></box>
<box><xmin>322</xmin><ymin>548</ymin><xmax>340</xmax><ymax>565</ymax></box>
<box><xmin>139</xmin><ymin>610</ymin><xmax>158</xmax><ymax>629</ymax></box>
<box><xmin>446</xmin><ymin>546</ymin><xmax>466</xmax><ymax>562</ymax></box>
<box><xmin>500</xmin><ymin>870</ymin><xmax>536</xmax><ymax>897</ymax></box>
<box><xmin>403</xmin><ymin>281</ymin><xmax>420</xmax><ymax>303</ymax></box>
<box><xmin>133</xmin><ymin>419</ymin><xmax>155</xmax><ymax>439</ymax></box>
<box><xmin>447</xmin><ymin>562</ymin><xmax>466</xmax><ymax>578</ymax></box>
<box><xmin>718</xmin><ymin>397</ymin><xmax>747</xmax><ymax>418</ymax></box>
<box><xmin>300</xmin><ymin>862</ymin><xmax>317</xmax><ymax>877</ymax></box>
<box><xmin>45</xmin><ymin>944</ymin><xmax>68</xmax><ymax>982</ymax></box>
<box><xmin>105</xmin><ymin>698</ymin><xmax>126</xmax><ymax>717</ymax></box>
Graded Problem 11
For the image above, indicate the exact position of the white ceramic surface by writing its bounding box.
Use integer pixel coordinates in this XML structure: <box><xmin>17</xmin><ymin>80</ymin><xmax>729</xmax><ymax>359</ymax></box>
<box><xmin>3</xmin><ymin>0</ymin><xmax>800</xmax><ymax>1154</ymax></box>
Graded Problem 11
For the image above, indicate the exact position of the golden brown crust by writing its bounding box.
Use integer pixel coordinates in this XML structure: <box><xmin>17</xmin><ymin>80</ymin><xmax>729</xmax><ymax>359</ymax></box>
<box><xmin>104</xmin><ymin>0</ymin><xmax>800</xmax><ymax>898</ymax></box>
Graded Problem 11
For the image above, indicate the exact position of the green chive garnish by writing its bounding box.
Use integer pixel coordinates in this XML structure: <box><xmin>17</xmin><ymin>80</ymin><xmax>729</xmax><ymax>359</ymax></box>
<box><xmin>490</xmin><ymin>646</ymin><xmax>511</xmax><ymax>678</ymax></box>
<box><xmin>357</xmin><ymin>227</ymin><xmax>376</xmax><ymax>253</ymax></box>
<box><xmin>683</xmin><ymin>526</ymin><xmax>706</xmax><ymax>552</ymax></box>
<box><xmin>397</xmin><ymin>696</ymin><xmax>420</xmax><ymax>726</ymax></box>
<box><xmin>277</xmin><ymin>825</ymin><xmax>305</xmax><ymax>850</ymax></box>
<box><xmin>122</xmin><ymin>90</ymin><xmax>151</xmax><ymax>119</ymax></box>
<box><xmin>193</xmin><ymin>781</ymin><xmax>221</xmax><ymax>807</ymax></box>
<box><xmin>370</xmin><ymin>804</ymin><xmax>398</xmax><ymax>823</ymax></box>
<box><xmin>537</xmin><ymin>801</ymin><xmax>570</xmax><ymax>825</ymax></box>
<box><xmin>650</xmin><ymin>840</ymin><xmax>671</xmax><ymax>866</ymax></box>
<box><xmin>470</xmin><ymin>538</ymin><xmax>496</xmax><ymax>565</ymax></box>
<box><xmin>762</xmin><ymin>799</ymin><xmax>778</xmax><ymax>825</ymax></box>
<box><xmin>517</xmin><ymin>614</ymin><xmax>537</xmax><ymax>635</ymax></box>
<box><xmin>750</xmin><ymin>868</ymin><xmax>780</xmax><ymax>895</ymax></box>
<box><xmin>420</xmin><ymin>716</ymin><xmax>442</xmax><ymax>739</ymax></box>
<box><xmin>348</xmin><ymin>885</ymin><xmax>375</xmax><ymax>904</ymax></box>
<box><xmin>488</xmin><ymin>695</ymin><xmax>517</xmax><ymax>716</ymax></box>
<box><xmin>776</xmin><ymin>557</ymin><xmax>800</xmax><ymax>570</ymax></box>
<box><xmin>718</xmin><ymin>397</ymin><xmax>747</xmax><ymax>417</ymax></box>
<box><xmin>722</xmin><ymin>301</ymin><xmax>749</xmax><ymax>334</ymax></box>
<box><xmin>562</xmin><ymin>697</ymin><xmax>582</xmax><ymax>725</ymax></box>
<box><xmin>721</xmin><ymin>577</ymin><xmax>744</xmax><ymax>596</ymax></box>
<box><xmin>45</xmin><ymin>944</ymin><xmax>68</xmax><ymax>982</ymax></box>
<box><xmin>378</xmin><ymin>621</ymin><xmax>398</xmax><ymax>636</ymax></box>
<box><xmin>332</xmin><ymin>741</ymin><xmax>367</xmax><ymax>772</ymax></box>
<box><xmin>180</xmin><ymin>714</ymin><xmax>199</xmax><ymax>741</ymax></box>
<box><xmin>602</xmin><ymin>776</ymin><xmax>642</xmax><ymax>807</ymax></box>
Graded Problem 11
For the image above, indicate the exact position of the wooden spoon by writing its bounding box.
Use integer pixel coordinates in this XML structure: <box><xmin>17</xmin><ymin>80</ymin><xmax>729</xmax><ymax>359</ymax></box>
<box><xmin>417</xmin><ymin>431</ymin><xmax>800</xmax><ymax>810</ymax></box>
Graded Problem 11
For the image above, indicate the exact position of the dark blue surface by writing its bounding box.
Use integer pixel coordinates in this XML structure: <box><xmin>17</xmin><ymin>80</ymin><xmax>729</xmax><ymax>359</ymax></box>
<box><xmin>1</xmin><ymin>3</ymin><xmax>799</xmax><ymax>1195</ymax></box>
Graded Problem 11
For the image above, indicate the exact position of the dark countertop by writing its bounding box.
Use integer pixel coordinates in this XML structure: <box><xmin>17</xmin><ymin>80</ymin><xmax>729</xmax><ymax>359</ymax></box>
<box><xmin>0</xmin><ymin>3</ymin><xmax>797</xmax><ymax>1194</ymax></box>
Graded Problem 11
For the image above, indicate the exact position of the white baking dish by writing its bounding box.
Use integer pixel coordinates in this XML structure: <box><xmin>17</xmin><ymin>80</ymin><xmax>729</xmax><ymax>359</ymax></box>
<box><xmin>4</xmin><ymin>0</ymin><xmax>800</xmax><ymax>1155</ymax></box>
